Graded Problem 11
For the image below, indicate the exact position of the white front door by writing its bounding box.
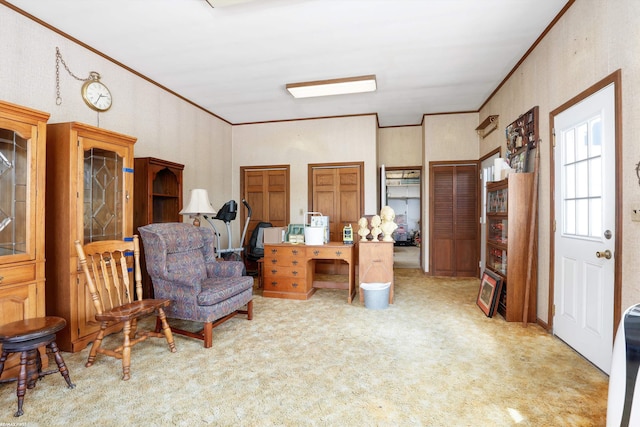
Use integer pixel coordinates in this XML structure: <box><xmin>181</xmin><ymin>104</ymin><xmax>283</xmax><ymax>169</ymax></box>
<box><xmin>553</xmin><ymin>83</ymin><xmax>616</xmax><ymax>374</ymax></box>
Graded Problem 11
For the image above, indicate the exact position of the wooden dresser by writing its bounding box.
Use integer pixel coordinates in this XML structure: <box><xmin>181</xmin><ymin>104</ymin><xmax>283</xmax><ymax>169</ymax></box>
<box><xmin>263</xmin><ymin>244</ymin><xmax>313</xmax><ymax>300</ymax></box>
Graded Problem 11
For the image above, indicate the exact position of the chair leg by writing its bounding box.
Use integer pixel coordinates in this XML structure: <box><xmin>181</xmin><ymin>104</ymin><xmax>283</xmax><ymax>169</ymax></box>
<box><xmin>247</xmin><ymin>300</ymin><xmax>254</xmax><ymax>320</ymax></box>
<box><xmin>121</xmin><ymin>321</ymin><xmax>132</xmax><ymax>381</ymax></box>
<box><xmin>86</xmin><ymin>323</ymin><xmax>107</xmax><ymax>367</ymax></box>
<box><xmin>130</xmin><ymin>318</ymin><xmax>139</xmax><ymax>340</ymax></box>
<box><xmin>157</xmin><ymin>308</ymin><xmax>176</xmax><ymax>353</ymax></box>
<box><xmin>0</xmin><ymin>350</ymin><xmax>7</xmax><ymax>376</ymax></box>
<box><xmin>15</xmin><ymin>351</ymin><xmax>27</xmax><ymax>417</ymax></box>
<box><xmin>203</xmin><ymin>322</ymin><xmax>213</xmax><ymax>348</ymax></box>
<box><xmin>48</xmin><ymin>341</ymin><xmax>75</xmax><ymax>389</ymax></box>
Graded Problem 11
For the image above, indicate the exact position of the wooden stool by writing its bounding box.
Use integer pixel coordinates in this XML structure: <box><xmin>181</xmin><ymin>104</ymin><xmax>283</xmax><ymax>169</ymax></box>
<box><xmin>0</xmin><ymin>317</ymin><xmax>75</xmax><ymax>417</ymax></box>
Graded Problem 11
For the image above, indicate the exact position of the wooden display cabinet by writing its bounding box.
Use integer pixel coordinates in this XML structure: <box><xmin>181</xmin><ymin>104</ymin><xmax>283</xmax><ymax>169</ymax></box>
<box><xmin>133</xmin><ymin>157</ymin><xmax>184</xmax><ymax>298</ymax></box>
<box><xmin>45</xmin><ymin>122</ymin><xmax>136</xmax><ymax>352</ymax></box>
<box><xmin>486</xmin><ymin>173</ymin><xmax>537</xmax><ymax>322</ymax></box>
<box><xmin>0</xmin><ymin>101</ymin><xmax>49</xmax><ymax>379</ymax></box>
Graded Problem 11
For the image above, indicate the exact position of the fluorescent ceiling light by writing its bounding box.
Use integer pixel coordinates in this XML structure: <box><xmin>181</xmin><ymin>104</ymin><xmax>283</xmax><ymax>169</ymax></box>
<box><xmin>286</xmin><ymin>75</ymin><xmax>377</xmax><ymax>98</ymax></box>
<box><xmin>205</xmin><ymin>0</ymin><xmax>256</xmax><ymax>8</ymax></box>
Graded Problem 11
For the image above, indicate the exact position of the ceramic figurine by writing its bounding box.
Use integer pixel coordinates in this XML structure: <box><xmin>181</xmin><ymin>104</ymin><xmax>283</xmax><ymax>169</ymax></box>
<box><xmin>370</xmin><ymin>215</ymin><xmax>382</xmax><ymax>241</ymax></box>
<box><xmin>357</xmin><ymin>217</ymin><xmax>370</xmax><ymax>241</ymax></box>
<box><xmin>380</xmin><ymin>205</ymin><xmax>398</xmax><ymax>242</ymax></box>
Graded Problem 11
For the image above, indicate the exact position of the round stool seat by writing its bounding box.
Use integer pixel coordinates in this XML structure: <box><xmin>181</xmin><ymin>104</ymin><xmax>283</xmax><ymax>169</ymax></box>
<box><xmin>0</xmin><ymin>317</ymin><xmax>66</xmax><ymax>348</ymax></box>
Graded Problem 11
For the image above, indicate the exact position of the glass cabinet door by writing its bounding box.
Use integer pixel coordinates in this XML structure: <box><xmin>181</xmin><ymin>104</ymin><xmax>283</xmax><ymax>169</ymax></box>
<box><xmin>0</xmin><ymin>126</ymin><xmax>31</xmax><ymax>258</ymax></box>
<box><xmin>80</xmin><ymin>139</ymin><xmax>131</xmax><ymax>244</ymax></box>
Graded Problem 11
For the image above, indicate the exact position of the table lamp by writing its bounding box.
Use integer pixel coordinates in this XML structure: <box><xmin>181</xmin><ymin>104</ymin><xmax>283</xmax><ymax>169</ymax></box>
<box><xmin>179</xmin><ymin>188</ymin><xmax>216</xmax><ymax>226</ymax></box>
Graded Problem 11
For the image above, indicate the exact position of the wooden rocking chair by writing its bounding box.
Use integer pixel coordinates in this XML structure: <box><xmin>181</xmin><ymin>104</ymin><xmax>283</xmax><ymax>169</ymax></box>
<box><xmin>74</xmin><ymin>236</ymin><xmax>176</xmax><ymax>380</ymax></box>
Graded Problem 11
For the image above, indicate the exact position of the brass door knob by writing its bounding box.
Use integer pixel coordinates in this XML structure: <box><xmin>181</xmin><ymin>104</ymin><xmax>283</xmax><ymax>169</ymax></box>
<box><xmin>596</xmin><ymin>249</ymin><xmax>612</xmax><ymax>259</ymax></box>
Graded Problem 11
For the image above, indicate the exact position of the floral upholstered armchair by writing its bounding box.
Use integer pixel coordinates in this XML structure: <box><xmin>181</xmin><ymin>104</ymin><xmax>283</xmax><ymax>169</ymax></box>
<box><xmin>138</xmin><ymin>222</ymin><xmax>253</xmax><ymax>348</ymax></box>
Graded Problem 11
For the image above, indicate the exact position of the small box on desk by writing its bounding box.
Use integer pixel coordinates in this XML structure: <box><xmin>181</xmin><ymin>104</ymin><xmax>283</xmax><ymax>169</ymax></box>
<box><xmin>263</xmin><ymin>227</ymin><xmax>286</xmax><ymax>244</ymax></box>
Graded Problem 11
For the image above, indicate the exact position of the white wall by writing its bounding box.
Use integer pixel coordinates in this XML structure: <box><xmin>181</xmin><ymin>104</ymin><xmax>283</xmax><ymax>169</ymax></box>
<box><xmin>0</xmin><ymin>6</ymin><xmax>233</xmax><ymax>215</ymax></box>
<box><xmin>377</xmin><ymin>126</ymin><xmax>422</xmax><ymax>167</ymax></box>
<box><xmin>479</xmin><ymin>0</ymin><xmax>640</xmax><ymax>322</ymax></box>
<box><xmin>422</xmin><ymin>113</ymin><xmax>480</xmax><ymax>271</ymax></box>
<box><xmin>232</xmin><ymin>115</ymin><xmax>379</xmax><ymax>229</ymax></box>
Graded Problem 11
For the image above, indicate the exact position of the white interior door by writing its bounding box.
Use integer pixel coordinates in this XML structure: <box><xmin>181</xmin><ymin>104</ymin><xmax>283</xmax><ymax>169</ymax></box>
<box><xmin>553</xmin><ymin>83</ymin><xmax>615</xmax><ymax>374</ymax></box>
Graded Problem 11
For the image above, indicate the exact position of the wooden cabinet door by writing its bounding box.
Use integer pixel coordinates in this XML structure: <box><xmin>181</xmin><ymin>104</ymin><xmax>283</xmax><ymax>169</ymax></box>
<box><xmin>241</xmin><ymin>167</ymin><xmax>289</xmax><ymax>245</ymax></box>
<box><xmin>430</xmin><ymin>163</ymin><xmax>479</xmax><ymax>277</ymax></box>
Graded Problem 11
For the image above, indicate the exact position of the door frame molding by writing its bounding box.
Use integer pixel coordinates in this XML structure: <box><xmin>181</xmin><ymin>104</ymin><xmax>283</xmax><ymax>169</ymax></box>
<box><xmin>384</xmin><ymin>165</ymin><xmax>424</xmax><ymax>270</ymax></box>
<box><xmin>548</xmin><ymin>69</ymin><xmax>623</xmax><ymax>333</ymax></box>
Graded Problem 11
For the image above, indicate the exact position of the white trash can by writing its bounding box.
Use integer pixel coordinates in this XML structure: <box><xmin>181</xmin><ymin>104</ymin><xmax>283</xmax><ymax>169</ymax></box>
<box><xmin>360</xmin><ymin>282</ymin><xmax>391</xmax><ymax>310</ymax></box>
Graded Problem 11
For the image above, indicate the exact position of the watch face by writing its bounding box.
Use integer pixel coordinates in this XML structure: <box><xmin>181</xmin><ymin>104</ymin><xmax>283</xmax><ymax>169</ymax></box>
<box><xmin>82</xmin><ymin>81</ymin><xmax>112</xmax><ymax>111</ymax></box>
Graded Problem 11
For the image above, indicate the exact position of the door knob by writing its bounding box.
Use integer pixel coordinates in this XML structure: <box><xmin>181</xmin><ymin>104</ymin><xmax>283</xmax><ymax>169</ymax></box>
<box><xmin>596</xmin><ymin>249</ymin><xmax>612</xmax><ymax>259</ymax></box>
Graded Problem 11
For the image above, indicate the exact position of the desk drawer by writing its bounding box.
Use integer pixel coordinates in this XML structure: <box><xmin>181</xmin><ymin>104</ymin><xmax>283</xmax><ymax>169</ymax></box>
<box><xmin>263</xmin><ymin>277</ymin><xmax>306</xmax><ymax>292</ymax></box>
<box><xmin>264</xmin><ymin>265</ymin><xmax>306</xmax><ymax>279</ymax></box>
<box><xmin>0</xmin><ymin>264</ymin><xmax>36</xmax><ymax>286</ymax></box>
<box><xmin>308</xmin><ymin>246</ymin><xmax>352</xmax><ymax>261</ymax></box>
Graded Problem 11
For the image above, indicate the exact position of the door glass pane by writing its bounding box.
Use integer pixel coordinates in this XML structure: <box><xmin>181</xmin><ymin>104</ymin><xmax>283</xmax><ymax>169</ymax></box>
<box><xmin>84</xmin><ymin>147</ymin><xmax>123</xmax><ymax>243</ymax></box>
<box><xmin>562</xmin><ymin>117</ymin><xmax>602</xmax><ymax>239</ymax></box>
<box><xmin>0</xmin><ymin>128</ymin><xmax>28</xmax><ymax>255</ymax></box>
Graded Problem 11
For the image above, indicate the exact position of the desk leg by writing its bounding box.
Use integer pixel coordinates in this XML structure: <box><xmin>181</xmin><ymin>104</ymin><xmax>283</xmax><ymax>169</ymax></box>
<box><xmin>348</xmin><ymin>261</ymin><xmax>355</xmax><ymax>304</ymax></box>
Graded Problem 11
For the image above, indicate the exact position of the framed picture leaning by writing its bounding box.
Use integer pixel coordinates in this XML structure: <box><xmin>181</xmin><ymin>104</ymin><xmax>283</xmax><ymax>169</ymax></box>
<box><xmin>476</xmin><ymin>270</ymin><xmax>503</xmax><ymax>317</ymax></box>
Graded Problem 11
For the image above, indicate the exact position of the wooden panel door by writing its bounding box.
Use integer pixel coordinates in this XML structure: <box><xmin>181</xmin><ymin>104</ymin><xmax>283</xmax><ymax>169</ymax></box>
<box><xmin>241</xmin><ymin>166</ymin><xmax>289</xmax><ymax>245</ymax></box>
<box><xmin>310</xmin><ymin>164</ymin><xmax>362</xmax><ymax>242</ymax></box>
<box><xmin>430</xmin><ymin>163</ymin><xmax>479</xmax><ymax>277</ymax></box>
<box><xmin>310</xmin><ymin>163</ymin><xmax>363</xmax><ymax>274</ymax></box>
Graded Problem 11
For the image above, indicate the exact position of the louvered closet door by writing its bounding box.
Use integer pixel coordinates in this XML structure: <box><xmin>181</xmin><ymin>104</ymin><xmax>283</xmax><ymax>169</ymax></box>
<box><xmin>430</xmin><ymin>164</ymin><xmax>479</xmax><ymax>277</ymax></box>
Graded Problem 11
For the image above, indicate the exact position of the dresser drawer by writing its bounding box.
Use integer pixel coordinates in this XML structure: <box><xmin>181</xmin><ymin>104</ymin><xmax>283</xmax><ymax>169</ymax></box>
<box><xmin>263</xmin><ymin>277</ymin><xmax>306</xmax><ymax>292</ymax></box>
<box><xmin>0</xmin><ymin>264</ymin><xmax>36</xmax><ymax>286</ymax></box>
<box><xmin>263</xmin><ymin>265</ymin><xmax>306</xmax><ymax>279</ymax></box>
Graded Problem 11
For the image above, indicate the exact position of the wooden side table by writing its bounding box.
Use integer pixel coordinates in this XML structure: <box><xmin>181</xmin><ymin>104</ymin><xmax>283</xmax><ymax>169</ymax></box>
<box><xmin>358</xmin><ymin>241</ymin><xmax>394</xmax><ymax>304</ymax></box>
<box><xmin>0</xmin><ymin>317</ymin><xmax>75</xmax><ymax>417</ymax></box>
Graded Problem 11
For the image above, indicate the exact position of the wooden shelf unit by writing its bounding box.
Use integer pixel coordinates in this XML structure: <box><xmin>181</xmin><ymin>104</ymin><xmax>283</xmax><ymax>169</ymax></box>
<box><xmin>133</xmin><ymin>157</ymin><xmax>184</xmax><ymax>298</ymax></box>
<box><xmin>486</xmin><ymin>173</ymin><xmax>536</xmax><ymax>322</ymax></box>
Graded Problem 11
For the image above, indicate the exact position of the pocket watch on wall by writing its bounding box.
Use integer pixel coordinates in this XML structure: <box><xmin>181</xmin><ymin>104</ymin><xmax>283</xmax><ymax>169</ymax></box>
<box><xmin>81</xmin><ymin>72</ymin><xmax>112</xmax><ymax>112</ymax></box>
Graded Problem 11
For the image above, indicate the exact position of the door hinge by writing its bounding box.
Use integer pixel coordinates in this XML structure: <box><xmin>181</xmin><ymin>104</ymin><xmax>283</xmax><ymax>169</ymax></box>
<box><xmin>553</xmin><ymin>220</ymin><xmax>556</xmax><ymax>233</ymax></box>
<box><xmin>552</xmin><ymin>129</ymin><xmax>556</xmax><ymax>148</ymax></box>
<box><xmin>552</xmin><ymin>304</ymin><xmax>556</xmax><ymax>316</ymax></box>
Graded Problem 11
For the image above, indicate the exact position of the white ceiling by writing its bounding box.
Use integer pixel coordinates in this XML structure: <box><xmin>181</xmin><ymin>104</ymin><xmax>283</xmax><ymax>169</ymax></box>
<box><xmin>6</xmin><ymin>0</ymin><xmax>569</xmax><ymax>127</ymax></box>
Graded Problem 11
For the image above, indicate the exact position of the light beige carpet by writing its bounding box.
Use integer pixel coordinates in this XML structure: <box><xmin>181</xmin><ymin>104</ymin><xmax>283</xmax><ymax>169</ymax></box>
<box><xmin>0</xmin><ymin>269</ymin><xmax>608</xmax><ymax>426</ymax></box>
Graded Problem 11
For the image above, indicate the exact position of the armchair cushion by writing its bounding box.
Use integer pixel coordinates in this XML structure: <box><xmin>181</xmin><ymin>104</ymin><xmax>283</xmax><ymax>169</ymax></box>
<box><xmin>198</xmin><ymin>277</ymin><xmax>254</xmax><ymax>306</ymax></box>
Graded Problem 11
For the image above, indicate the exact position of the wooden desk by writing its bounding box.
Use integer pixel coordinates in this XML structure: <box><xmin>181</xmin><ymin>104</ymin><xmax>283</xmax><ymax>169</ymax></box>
<box><xmin>263</xmin><ymin>243</ymin><xmax>356</xmax><ymax>303</ymax></box>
